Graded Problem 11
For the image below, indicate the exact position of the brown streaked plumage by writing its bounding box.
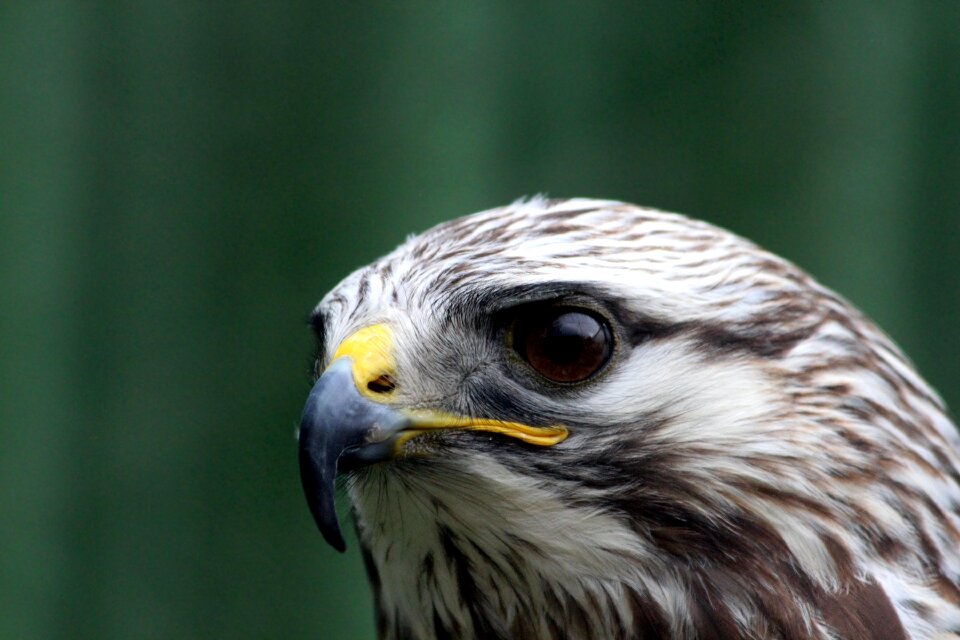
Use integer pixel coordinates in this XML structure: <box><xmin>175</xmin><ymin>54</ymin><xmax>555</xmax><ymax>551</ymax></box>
<box><xmin>299</xmin><ymin>198</ymin><xmax>960</xmax><ymax>639</ymax></box>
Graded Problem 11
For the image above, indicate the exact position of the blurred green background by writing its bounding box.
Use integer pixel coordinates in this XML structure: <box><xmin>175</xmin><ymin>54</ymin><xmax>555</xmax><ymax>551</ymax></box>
<box><xmin>2</xmin><ymin>2</ymin><xmax>958</xmax><ymax>638</ymax></box>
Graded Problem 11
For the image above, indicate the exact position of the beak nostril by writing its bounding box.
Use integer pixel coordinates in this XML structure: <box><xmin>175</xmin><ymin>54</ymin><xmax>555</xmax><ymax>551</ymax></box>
<box><xmin>367</xmin><ymin>374</ymin><xmax>397</xmax><ymax>394</ymax></box>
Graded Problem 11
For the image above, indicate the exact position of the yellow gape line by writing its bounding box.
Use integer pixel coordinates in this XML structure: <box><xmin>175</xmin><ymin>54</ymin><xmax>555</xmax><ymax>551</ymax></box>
<box><xmin>395</xmin><ymin>411</ymin><xmax>569</xmax><ymax>451</ymax></box>
<box><xmin>330</xmin><ymin>324</ymin><xmax>397</xmax><ymax>401</ymax></box>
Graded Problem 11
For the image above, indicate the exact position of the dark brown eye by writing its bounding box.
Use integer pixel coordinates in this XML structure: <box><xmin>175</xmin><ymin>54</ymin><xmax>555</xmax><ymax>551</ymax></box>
<box><xmin>513</xmin><ymin>308</ymin><xmax>612</xmax><ymax>383</ymax></box>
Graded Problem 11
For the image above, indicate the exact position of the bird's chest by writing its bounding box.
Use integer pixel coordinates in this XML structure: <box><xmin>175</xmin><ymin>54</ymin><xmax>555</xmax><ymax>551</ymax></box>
<box><xmin>351</xmin><ymin>479</ymin><xmax>539</xmax><ymax>638</ymax></box>
<box><xmin>349</xmin><ymin>467</ymin><xmax>651</xmax><ymax>640</ymax></box>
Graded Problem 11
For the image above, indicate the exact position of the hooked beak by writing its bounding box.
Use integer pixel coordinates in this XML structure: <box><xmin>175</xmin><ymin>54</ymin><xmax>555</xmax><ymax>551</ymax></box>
<box><xmin>298</xmin><ymin>357</ymin><xmax>408</xmax><ymax>551</ymax></box>
<box><xmin>297</xmin><ymin>324</ymin><xmax>569</xmax><ymax>552</ymax></box>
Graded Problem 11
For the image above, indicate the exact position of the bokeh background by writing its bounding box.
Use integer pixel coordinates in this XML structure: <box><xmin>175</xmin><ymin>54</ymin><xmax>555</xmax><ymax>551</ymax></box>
<box><xmin>2</xmin><ymin>3</ymin><xmax>958</xmax><ymax>638</ymax></box>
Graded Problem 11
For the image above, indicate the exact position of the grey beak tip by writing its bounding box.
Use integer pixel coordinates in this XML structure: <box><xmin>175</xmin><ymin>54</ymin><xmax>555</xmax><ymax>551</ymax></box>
<box><xmin>299</xmin><ymin>444</ymin><xmax>348</xmax><ymax>552</ymax></box>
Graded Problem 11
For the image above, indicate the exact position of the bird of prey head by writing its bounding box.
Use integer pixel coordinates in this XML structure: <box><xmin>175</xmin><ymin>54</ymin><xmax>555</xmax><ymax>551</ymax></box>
<box><xmin>299</xmin><ymin>198</ymin><xmax>960</xmax><ymax>640</ymax></box>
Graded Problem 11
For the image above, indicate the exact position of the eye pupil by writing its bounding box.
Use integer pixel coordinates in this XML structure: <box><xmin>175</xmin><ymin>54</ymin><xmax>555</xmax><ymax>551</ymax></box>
<box><xmin>542</xmin><ymin>315</ymin><xmax>595</xmax><ymax>363</ymax></box>
<box><xmin>515</xmin><ymin>309</ymin><xmax>612</xmax><ymax>383</ymax></box>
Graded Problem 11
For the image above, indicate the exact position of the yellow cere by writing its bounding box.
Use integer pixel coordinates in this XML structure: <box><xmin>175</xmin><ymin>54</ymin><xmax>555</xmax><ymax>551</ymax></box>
<box><xmin>330</xmin><ymin>323</ymin><xmax>397</xmax><ymax>401</ymax></box>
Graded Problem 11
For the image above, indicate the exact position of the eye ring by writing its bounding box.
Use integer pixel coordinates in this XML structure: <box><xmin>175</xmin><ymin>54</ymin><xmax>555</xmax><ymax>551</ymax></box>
<box><xmin>511</xmin><ymin>307</ymin><xmax>613</xmax><ymax>383</ymax></box>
